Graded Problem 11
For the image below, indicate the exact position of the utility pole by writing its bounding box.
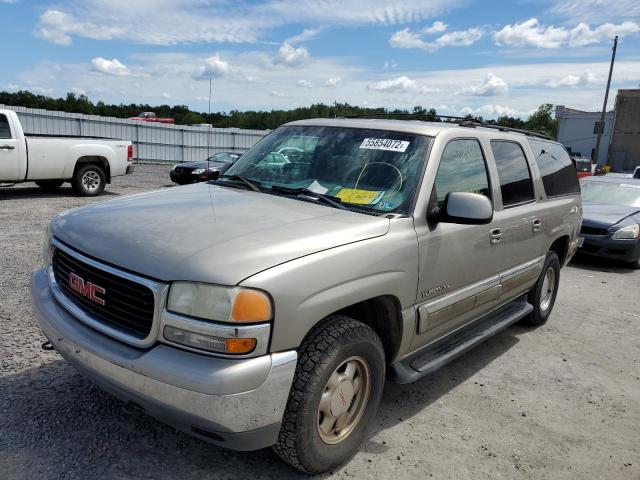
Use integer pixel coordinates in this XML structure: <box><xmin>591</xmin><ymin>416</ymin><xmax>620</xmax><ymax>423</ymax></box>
<box><xmin>593</xmin><ymin>35</ymin><xmax>617</xmax><ymax>166</ymax></box>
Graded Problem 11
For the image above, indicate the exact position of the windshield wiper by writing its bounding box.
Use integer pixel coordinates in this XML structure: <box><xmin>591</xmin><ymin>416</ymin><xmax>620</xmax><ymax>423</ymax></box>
<box><xmin>270</xmin><ymin>185</ymin><xmax>348</xmax><ymax>210</ymax></box>
<box><xmin>216</xmin><ymin>174</ymin><xmax>261</xmax><ymax>192</ymax></box>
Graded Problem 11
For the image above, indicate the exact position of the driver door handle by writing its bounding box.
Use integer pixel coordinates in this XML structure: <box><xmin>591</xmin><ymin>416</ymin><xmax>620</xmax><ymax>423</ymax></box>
<box><xmin>532</xmin><ymin>219</ymin><xmax>542</xmax><ymax>232</ymax></box>
<box><xmin>1</xmin><ymin>145</ymin><xmax>15</xmax><ymax>150</ymax></box>
<box><xmin>490</xmin><ymin>228</ymin><xmax>503</xmax><ymax>245</ymax></box>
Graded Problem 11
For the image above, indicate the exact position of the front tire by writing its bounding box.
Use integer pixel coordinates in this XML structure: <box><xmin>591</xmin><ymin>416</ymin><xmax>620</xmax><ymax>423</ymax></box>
<box><xmin>72</xmin><ymin>165</ymin><xmax>106</xmax><ymax>196</ymax></box>
<box><xmin>35</xmin><ymin>180</ymin><xmax>64</xmax><ymax>191</ymax></box>
<box><xmin>522</xmin><ymin>252</ymin><xmax>560</xmax><ymax>326</ymax></box>
<box><xmin>273</xmin><ymin>316</ymin><xmax>385</xmax><ymax>474</ymax></box>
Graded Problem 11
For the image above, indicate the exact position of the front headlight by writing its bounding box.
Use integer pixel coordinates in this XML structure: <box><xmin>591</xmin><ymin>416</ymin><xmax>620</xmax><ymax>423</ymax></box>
<box><xmin>167</xmin><ymin>282</ymin><xmax>272</xmax><ymax>323</ymax></box>
<box><xmin>612</xmin><ymin>224</ymin><xmax>640</xmax><ymax>240</ymax></box>
<box><xmin>191</xmin><ymin>168</ymin><xmax>206</xmax><ymax>175</ymax></box>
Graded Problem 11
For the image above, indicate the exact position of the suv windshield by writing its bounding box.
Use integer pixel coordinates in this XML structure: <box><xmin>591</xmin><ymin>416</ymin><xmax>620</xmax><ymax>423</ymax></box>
<box><xmin>222</xmin><ymin>125</ymin><xmax>432</xmax><ymax>214</ymax></box>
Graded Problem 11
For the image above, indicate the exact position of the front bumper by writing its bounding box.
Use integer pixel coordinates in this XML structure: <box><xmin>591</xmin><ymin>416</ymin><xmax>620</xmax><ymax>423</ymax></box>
<box><xmin>31</xmin><ymin>268</ymin><xmax>297</xmax><ymax>450</ymax></box>
<box><xmin>577</xmin><ymin>235</ymin><xmax>640</xmax><ymax>263</ymax></box>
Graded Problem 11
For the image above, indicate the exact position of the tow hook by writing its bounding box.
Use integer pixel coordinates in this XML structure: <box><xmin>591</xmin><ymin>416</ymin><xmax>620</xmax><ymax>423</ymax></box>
<box><xmin>41</xmin><ymin>341</ymin><xmax>55</xmax><ymax>351</ymax></box>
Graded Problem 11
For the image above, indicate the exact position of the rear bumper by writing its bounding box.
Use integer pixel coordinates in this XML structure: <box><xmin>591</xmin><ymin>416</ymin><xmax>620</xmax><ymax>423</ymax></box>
<box><xmin>31</xmin><ymin>268</ymin><xmax>297</xmax><ymax>450</ymax></box>
<box><xmin>126</xmin><ymin>164</ymin><xmax>135</xmax><ymax>174</ymax></box>
<box><xmin>577</xmin><ymin>235</ymin><xmax>640</xmax><ymax>262</ymax></box>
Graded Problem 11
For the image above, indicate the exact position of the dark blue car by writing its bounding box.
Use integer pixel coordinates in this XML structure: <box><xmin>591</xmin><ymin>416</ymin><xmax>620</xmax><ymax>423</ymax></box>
<box><xmin>578</xmin><ymin>176</ymin><xmax>640</xmax><ymax>269</ymax></box>
<box><xmin>170</xmin><ymin>152</ymin><xmax>241</xmax><ymax>185</ymax></box>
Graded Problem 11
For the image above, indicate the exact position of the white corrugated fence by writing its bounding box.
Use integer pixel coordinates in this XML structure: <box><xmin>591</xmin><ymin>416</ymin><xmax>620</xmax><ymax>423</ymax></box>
<box><xmin>0</xmin><ymin>104</ymin><xmax>269</xmax><ymax>163</ymax></box>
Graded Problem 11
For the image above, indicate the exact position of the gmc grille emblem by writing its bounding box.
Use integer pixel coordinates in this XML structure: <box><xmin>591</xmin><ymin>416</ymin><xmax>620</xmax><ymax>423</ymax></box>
<box><xmin>68</xmin><ymin>272</ymin><xmax>106</xmax><ymax>306</ymax></box>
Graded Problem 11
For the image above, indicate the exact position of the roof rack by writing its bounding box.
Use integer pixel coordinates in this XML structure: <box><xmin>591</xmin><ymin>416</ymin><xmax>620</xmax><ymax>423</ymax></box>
<box><xmin>462</xmin><ymin>122</ymin><xmax>553</xmax><ymax>140</ymax></box>
<box><xmin>343</xmin><ymin>113</ymin><xmax>553</xmax><ymax>140</ymax></box>
<box><xmin>345</xmin><ymin>113</ymin><xmax>468</xmax><ymax>122</ymax></box>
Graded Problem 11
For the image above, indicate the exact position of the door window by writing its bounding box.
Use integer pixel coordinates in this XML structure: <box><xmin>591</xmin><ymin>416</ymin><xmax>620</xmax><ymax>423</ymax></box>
<box><xmin>0</xmin><ymin>114</ymin><xmax>12</xmax><ymax>139</ymax></box>
<box><xmin>433</xmin><ymin>139</ymin><xmax>491</xmax><ymax>207</ymax></box>
<box><xmin>490</xmin><ymin>141</ymin><xmax>535</xmax><ymax>207</ymax></box>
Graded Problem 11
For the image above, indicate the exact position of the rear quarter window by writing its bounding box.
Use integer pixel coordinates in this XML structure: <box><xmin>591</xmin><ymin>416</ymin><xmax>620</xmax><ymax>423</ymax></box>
<box><xmin>528</xmin><ymin>139</ymin><xmax>580</xmax><ymax>197</ymax></box>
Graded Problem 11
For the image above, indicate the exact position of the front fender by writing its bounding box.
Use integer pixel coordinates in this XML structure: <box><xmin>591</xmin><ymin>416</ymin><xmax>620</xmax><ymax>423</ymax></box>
<box><xmin>240</xmin><ymin>218</ymin><xmax>419</xmax><ymax>352</ymax></box>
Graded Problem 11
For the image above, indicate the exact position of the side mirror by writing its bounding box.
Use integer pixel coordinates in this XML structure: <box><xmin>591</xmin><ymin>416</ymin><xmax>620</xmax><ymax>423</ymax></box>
<box><xmin>207</xmin><ymin>169</ymin><xmax>220</xmax><ymax>181</ymax></box>
<box><xmin>430</xmin><ymin>192</ymin><xmax>493</xmax><ymax>225</ymax></box>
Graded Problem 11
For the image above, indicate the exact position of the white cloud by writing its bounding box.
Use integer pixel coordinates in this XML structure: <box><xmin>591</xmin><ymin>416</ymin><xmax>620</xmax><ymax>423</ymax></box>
<box><xmin>274</xmin><ymin>43</ymin><xmax>310</xmax><ymax>67</ymax></box>
<box><xmin>390</xmin><ymin>26</ymin><xmax>483</xmax><ymax>52</ymax></box>
<box><xmin>569</xmin><ymin>21</ymin><xmax>639</xmax><ymax>47</ymax></box>
<box><xmin>547</xmin><ymin>70</ymin><xmax>598</xmax><ymax>87</ymax></box>
<box><xmin>493</xmin><ymin>18</ymin><xmax>639</xmax><ymax>49</ymax></box>
<box><xmin>297</xmin><ymin>79</ymin><xmax>314</xmax><ymax>88</ymax></box>
<box><xmin>70</xmin><ymin>87</ymin><xmax>86</xmax><ymax>96</ymax></box>
<box><xmin>457</xmin><ymin>73</ymin><xmax>509</xmax><ymax>96</ymax></box>
<box><xmin>34</xmin><ymin>0</ymin><xmax>466</xmax><ymax>46</ymax></box>
<box><xmin>37</xmin><ymin>9</ymin><xmax>125</xmax><ymax>45</ymax></box>
<box><xmin>549</xmin><ymin>0</ymin><xmax>640</xmax><ymax>23</ymax></box>
<box><xmin>270</xmin><ymin>90</ymin><xmax>286</xmax><ymax>97</ymax></box>
<box><xmin>493</xmin><ymin>19</ymin><xmax>568</xmax><ymax>49</ymax></box>
<box><xmin>161</xmin><ymin>92</ymin><xmax>170</xmax><ymax>99</ymax></box>
<box><xmin>286</xmin><ymin>28</ymin><xmax>323</xmax><ymax>44</ymax></box>
<box><xmin>192</xmin><ymin>53</ymin><xmax>232</xmax><ymax>80</ymax></box>
<box><xmin>324</xmin><ymin>77</ymin><xmax>342</xmax><ymax>87</ymax></box>
<box><xmin>423</xmin><ymin>21</ymin><xmax>447</xmax><ymax>34</ymax></box>
<box><xmin>91</xmin><ymin>57</ymin><xmax>131</xmax><ymax>76</ymax></box>
<box><xmin>460</xmin><ymin>105</ymin><xmax>520</xmax><ymax>117</ymax></box>
<box><xmin>367</xmin><ymin>75</ymin><xmax>435</xmax><ymax>94</ymax></box>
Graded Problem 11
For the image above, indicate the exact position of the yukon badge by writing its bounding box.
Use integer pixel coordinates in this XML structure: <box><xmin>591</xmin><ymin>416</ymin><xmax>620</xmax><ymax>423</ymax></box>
<box><xmin>421</xmin><ymin>283</ymin><xmax>451</xmax><ymax>299</ymax></box>
<box><xmin>68</xmin><ymin>272</ymin><xmax>106</xmax><ymax>306</ymax></box>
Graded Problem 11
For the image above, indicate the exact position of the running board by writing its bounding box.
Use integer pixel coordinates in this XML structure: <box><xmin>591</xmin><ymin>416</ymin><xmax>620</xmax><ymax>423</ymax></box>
<box><xmin>389</xmin><ymin>299</ymin><xmax>533</xmax><ymax>384</ymax></box>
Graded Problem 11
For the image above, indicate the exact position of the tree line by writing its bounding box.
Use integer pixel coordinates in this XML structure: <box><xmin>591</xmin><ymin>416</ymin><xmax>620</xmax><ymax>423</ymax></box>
<box><xmin>0</xmin><ymin>90</ymin><xmax>557</xmax><ymax>137</ymax></box>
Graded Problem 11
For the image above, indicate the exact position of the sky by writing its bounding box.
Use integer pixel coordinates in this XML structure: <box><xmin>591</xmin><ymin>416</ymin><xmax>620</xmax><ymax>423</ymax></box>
<box><xmin>1</xmin><ymin>0</ymin><xmax>639</xmax><ymax>118</ymax></box>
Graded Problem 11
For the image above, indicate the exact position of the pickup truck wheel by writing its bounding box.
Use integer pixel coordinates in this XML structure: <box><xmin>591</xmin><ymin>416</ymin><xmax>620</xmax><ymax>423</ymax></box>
<box><xmin>35</xmin><ymin>180</ymin><xmax>64</xmax><ymax>191</ymax></box>
<box><xmin>522</xmin><ymin>252</ymin><xmax>560</xmax><ymax>326</ymax></box>
<box><xmin>72</xmin><ymin>165</ymin><xmax>106</xmax><ymax>196</ymax></box>
<box><xmin>273</xmin><ymin>316</ymin><xmax>385</xmax><ymax>474</ymax></box>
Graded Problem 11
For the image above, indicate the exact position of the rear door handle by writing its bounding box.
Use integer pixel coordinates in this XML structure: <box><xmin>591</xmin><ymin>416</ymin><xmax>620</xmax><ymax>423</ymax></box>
<box><xmin>490</xmin><ymin>228</ymin><xmax>503</xmax><ymax>245</ymax></box>
<box><xmin>0</xmin><ymin>145</ymin><xmax>15</xmax><ymax>150</ymax></box>
<box><xmin>532</xmin><ymin>219</ymin><xmax>542</xmax><ymax>232</ymax></box>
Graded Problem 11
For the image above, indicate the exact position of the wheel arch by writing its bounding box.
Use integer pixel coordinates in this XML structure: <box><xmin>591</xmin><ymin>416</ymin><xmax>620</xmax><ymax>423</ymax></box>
<box><xmin>548</xmin><ymin>235</ymin><xmax>570</xmax><ymax>266</ymax></box>
<box><xmin>73</xmin><ymin>156</ymin><xmax>111</xmax><ymax>183</ymax></box>
<box><xmin>312</xmin><ymin>295</ymin><xmax>405</xmax><ymax>365</ymax></box>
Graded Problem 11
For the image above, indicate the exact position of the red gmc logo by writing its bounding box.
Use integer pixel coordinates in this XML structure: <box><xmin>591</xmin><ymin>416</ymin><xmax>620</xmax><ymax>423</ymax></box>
<box><xmin>68</xmin><ymin>272</ymin><xmax>106</xmax><ymax>306</ymax></box>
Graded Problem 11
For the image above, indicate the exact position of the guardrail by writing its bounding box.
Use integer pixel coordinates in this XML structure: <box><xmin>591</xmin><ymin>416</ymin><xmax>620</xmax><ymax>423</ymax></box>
<box><xmin>0</xmin><ymin>104</ymin><xmax>269</xmax><ymax>163</ymax></box>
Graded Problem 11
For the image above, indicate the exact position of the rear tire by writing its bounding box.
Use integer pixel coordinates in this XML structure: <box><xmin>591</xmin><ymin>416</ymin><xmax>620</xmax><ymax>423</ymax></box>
<box><xmin>72</xmin><ymin>164</ymin><xmax>106</xmax><ymax>196</ymax></box>
<box><xmin>35</xmin><ymin>180</ymin><xmax>64</xmax><ymax>191</ymax></box>
<box><xmin>273</xmin><ymin>316</ymin><xmax>385</xmax><ymax>474</ymax></box>
<box><xmin>628</xmin><ymin>257</ymin><xmax>640</xmax><ymax>270</ymax></box>
<box><xmin>522</xmin><ymin>252</ymin><xmax>560</xmax><ymax>326</ymax></box>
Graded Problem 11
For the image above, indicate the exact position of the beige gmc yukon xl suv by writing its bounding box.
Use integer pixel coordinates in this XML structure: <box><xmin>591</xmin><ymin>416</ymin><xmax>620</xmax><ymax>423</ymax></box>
<box><xmin>32</xmin><ymin>118</ymin><xmax>582</xmax><ymax>473</ymax></box>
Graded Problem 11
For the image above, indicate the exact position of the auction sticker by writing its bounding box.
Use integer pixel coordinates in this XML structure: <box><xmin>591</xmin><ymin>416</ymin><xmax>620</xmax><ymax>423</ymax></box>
<box><xmin>359</xmin><ymin>138</ymin><xmax>410</xmax><ymax>152</ymax></box>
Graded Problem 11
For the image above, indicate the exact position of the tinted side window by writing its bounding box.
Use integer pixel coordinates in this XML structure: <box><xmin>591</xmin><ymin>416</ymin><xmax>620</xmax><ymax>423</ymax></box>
<box><xmin>490</xmin><ymin>141</ymin><xmax>534</xmax><ymax>207</ymax></box>
<box><xmin>0</xmin><ymin>114</ymin><xmax>12</xmax><ymax>139</ymax></box>
<box><xmin>528</xmin><ymin>139</ymin><xmax>580</xmax><ymax>196</ymax></box>
<box><xmin>433</xmin><ymin>139</ymin><xmax>490</xmax><ymax>207</ymax></box>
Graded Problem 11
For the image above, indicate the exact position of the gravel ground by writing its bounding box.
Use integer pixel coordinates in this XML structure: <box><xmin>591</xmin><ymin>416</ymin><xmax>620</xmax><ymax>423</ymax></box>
<box><xmin>1</xmin><ymin>165</ymin><xmax>639</xmax><ymax>479</ymax></box>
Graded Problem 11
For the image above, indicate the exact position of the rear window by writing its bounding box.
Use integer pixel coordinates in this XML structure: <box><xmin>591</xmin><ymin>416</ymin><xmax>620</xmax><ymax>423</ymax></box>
<box><xmin>528</xmin><ymin>139</ymin><xmax>580</xmax><ymax>197</ymax></box>
<box><xmin>0</xmin><ymin>114</ymin><xmax>11</xmax><ymax>139</ymax></box>
<box><xmin>490</xmin><ymin>141</ymin><xmax>535</xmax><ymax>207</ymax></box>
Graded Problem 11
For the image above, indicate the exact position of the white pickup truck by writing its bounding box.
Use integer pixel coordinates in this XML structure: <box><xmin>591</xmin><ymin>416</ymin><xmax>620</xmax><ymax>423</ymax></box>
<box><xmin>0</xmin><ymin>109</ymin><xmax>134</xmax><ymax>196</ymax></box>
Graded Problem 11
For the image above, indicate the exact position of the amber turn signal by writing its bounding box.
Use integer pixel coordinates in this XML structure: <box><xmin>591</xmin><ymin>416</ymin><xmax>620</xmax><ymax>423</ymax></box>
<box><xmin>225</xmin><ymin>337</ymin><xmax>258</xmax><ymax>354</ymax></box>
<box><xmin>231</xmin><ymin>290</ymin><xmax>272</xmax><ymax>322</ymax></box>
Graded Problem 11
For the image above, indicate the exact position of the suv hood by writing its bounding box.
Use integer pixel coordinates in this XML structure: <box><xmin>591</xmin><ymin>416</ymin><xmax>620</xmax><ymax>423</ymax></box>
<box><xmin>51</xmin><ymin>183</ymin><xmax>390</xmax><ymax>285</ymax></box>
<box><xmin>582</xmin><ymin>203</ymin><xmax>640</xmax><ymax>229</ymax></box>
